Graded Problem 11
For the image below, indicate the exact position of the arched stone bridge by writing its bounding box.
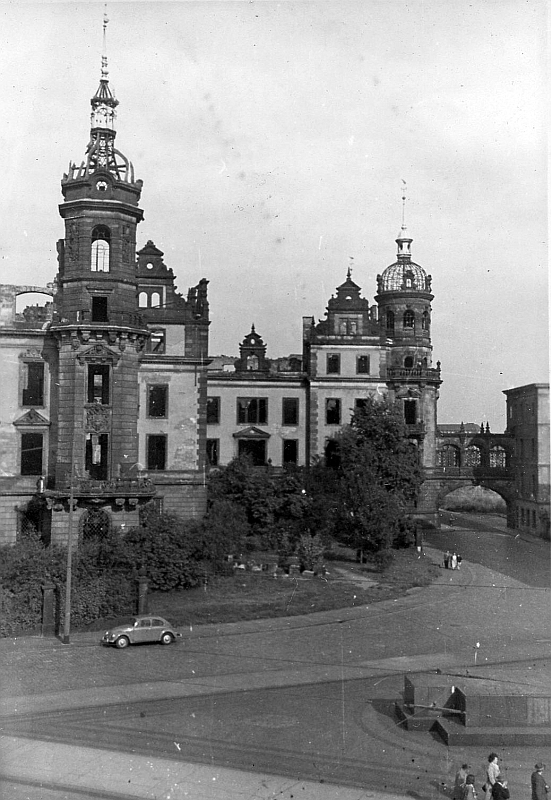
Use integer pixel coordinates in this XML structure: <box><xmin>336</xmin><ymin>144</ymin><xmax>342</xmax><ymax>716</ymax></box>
<box><xmin>421</xmin><ymin>425</ymin><xmax>516</xmax><ymax>527</ymax></box>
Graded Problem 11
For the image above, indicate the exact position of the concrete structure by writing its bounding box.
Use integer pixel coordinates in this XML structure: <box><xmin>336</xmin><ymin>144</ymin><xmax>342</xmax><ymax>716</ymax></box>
<box><xmin>0</xmin><ymin>52</ymin><xmax>209</xmax><ymax>546</ymax></box>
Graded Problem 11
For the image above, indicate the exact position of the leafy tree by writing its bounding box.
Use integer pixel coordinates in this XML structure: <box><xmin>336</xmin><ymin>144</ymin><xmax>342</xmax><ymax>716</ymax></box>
<box><xmin>330</xmin><ymin>396</ymin><xmax>422</xmax><ymax>557</ymax></box>
<box><xmin>208</xmin><ymin>456</ymin><xmax>309</xmax><ymax>538</ymax></box>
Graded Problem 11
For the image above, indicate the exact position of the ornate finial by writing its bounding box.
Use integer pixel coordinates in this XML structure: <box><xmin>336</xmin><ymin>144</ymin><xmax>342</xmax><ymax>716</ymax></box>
<box><xmin>347</xmin><ymin>256</ymin><xmax>354</xmax><ymax>281</ymax></box>
<box><xmin>101</xmin><ymin>6</ymin><xmax>109</xmax><ymax>79</ymax></box>
<box><xmin>401</xmin><ymin>179</ymin><xmax>407</xmax><ymax>232</ymax></box>
<box><xmin>251</xmin><ymin>323</ymin><xmax>255</xmax><ymax>333</ymax></box>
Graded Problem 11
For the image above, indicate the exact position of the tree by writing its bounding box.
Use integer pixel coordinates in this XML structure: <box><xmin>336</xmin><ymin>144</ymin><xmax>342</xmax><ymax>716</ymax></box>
<box><xmin>331</xmin><ymin>396</ymin><xmax>422</xmax><ymax>557</ymax></box>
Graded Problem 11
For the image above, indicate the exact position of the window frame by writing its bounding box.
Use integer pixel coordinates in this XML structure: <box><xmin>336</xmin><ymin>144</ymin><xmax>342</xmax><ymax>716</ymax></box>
<box><xmin>21</xmin><ymin>361</ymin><xmax>45</xmax><ymax>407</ymax></box>
<box><xmin>87</xmin><ymin>364</ymin><xmax>110</xmax><ymax>405</ymax></box>
<box><xmin>326</xmin><ymin>354</ymin><xmax>341</xmax><ymax>375</ymax></box>
<box><xmin>356</xmin><ymin>355</ymin><xmax>370</xmax><ymax>375</ymax></box>
<box><xmin>282</xmin><ymin>397</ymin><xmax>299</xmax><ymax>426</ymax></box>
<box><xmin>206</xmin><ymin>438</ymin><xmax>219</xmax><ymax>466</ymax></box>
<box><xmin>147</xmin><ymin>384</ymin><xmax>168</xmax><ymax>419</ymax></box>
<box><xmin>237</xmin><ymin>397</ymin><xmax>268</xmax><ymax>425</ymax></box>
<box><xmin>282</xmin><ymin>439</ymin><xmax>298</xmax><ymax>465</ymax></box>
<box><xmin>206</xmin><ymin>396</ymin><xmax>221</xmax><ymax>424</ymax></box>
<box><xmin>20</xmin><ymin>432</ymin><xmax>44</xmax><ymax>476</ymax></box>
<box><xmin>325</xmin><ymin>398</ymin><xmax>341</xmax><ymax>425</ymax></box>
<box><xmin>146</xmin><ymin>434</ymin><xmax>167</xmax><ymax>471</ymax></box>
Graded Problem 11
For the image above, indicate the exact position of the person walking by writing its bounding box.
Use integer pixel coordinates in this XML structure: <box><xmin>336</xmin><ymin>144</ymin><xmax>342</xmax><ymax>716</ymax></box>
<box><xmin>531</xmin><ymin>763</ymin><xmax>549</xmax><ymax>800</ymax></box>
<box><xmin>491</xmin><ymin>776</ymin><xmax>509</xmax><ymax>800</ymax></box>
<box><xmin>454</xmin><ymin>764</ymin><xmax>471</xmax><ymax>800</ymax></box>
<box><xmin>451</xmin><ymin>552</ymin><xmax>458</xmax><ymax>570</ymax></box>
<box><xmin>463</xmin><ymin>775</ymin><xmax>478</xmax><ymax>800</ymax></box>
<box><xmin>484</xmin><ymin>753</ymin><xmax>501</xmax><ymax>800</ymax></box>
<box><xmin>444</xmin><ymin>550</ymin><xmax>451</xmax><ymax>569</ymax></box>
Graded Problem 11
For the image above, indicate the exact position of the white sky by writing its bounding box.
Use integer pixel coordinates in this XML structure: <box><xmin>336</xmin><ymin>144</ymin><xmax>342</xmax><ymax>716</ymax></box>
<box><xmin>0</xmin><ymin>1</ymin><xmax>547</xmax><ymax>429</ymax></box>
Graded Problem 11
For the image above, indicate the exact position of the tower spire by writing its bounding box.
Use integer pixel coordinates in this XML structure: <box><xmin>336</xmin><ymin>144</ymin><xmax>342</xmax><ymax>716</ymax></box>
<box><xmin>396</xmin><ymin>179</ymin><xmax>412</xmax><ymax>259</ymax></box>
<box><xmin>101</xmin><ymin>6</ymin><xmax>109</xmax><ymax>81</ymax></box>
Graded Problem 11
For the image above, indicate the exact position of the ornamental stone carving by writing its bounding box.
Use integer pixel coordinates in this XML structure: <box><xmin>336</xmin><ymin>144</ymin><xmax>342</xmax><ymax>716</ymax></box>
<box><xmin>86</xmin><ymin>405</ymin><xmax>111</xmax><ymax>432</ymax></box>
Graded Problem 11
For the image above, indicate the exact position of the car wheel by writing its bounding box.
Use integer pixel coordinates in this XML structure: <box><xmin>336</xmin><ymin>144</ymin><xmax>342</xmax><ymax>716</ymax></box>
<box><xmin>115</xmin><ymin>636</ymin><xmax>130</xmax><ymax>649</ymax></box>
<box><xmin>160</xmin><ymin>632</ymin><xmax>174</xmax><ymax>645</ymax></box>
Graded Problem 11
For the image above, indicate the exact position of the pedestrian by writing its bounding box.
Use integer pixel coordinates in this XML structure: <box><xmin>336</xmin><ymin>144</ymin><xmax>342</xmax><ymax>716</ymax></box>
<box><xmin>484</xmin><ymin>754</ymin><xmax>501</xmax><ymax>800</ymax></box>
<box><xmin>451</xmin><ymin>552</ymin><xmax>458</xmax><ymax>570</ymax></box>
<box><xmin>491</xmin><ymin>776</ymin><xmax>509</xmax><ymax>800</ymax></box>
<box><xmin>531</xmin><ymin>763</ymin><xmax>549</xmax><ymax>800</ymax></box>
<box><xmin>444</xmin><ymin>550</ymin><xmax>451</xmax><ymax>569</ymax></box>
<box><xmin>457</xmin><ymin>554</ymin><xmax>462</xmax><ymax>569</ymax></box>
<box><xmin>454</xmin><ymin>764</ymin><xmax>471</xmax><ymax>800</ymax></box>
<box><xmin>463</xmin><ymin>774</ymin><xmax>478</xmax><ymax>800</ymax></box>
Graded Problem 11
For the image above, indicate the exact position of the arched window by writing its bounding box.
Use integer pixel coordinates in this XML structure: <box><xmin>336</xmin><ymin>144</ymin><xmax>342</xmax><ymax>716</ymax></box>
<box><xmin>421</xmin><ymin>311</ymin><xmax>429</xmax><ymax>330</ymax></box>
<box><xmin>138</xmin><ymin>292</ymin><xmax>148</xmax><ymax>308</ymax></box>
<box><xmin>490</xmin><ymin>445</ymin><xmax>507</xmax><ymax>469</ymax></box>
<box><xmin>439</xmin><ymin>444</ymin><xmax>460</xmax><ymax>470</ymax></box>
<box><xmin>91</xmin><ymin>226</ymin><xmax>111</xmax><ymax>272</ymax></box>
<box><xmin>464</xmin><ymin>445</ymin><xmax>482</xmax><ymax>467</ymax></box>
<box><xmin>403</xmin><ymin>310</ymin><xmax>415</xmax><ymax>328</ymax></box>
<box><xmin>404</xmin><ymin>356</ymin><xmax>414</xmax><ymax>369</ymax></box>
<box><xmin>246</xmin><ymin>355</ymin><xmax>259</xmax><ymax>371</ymax></box>
<box><xmin>150</xmin><ymin>292</ymin><xmax>161</xmax><ymax>308</ymax></box>
<box><xmin>386</xmin><ymin>310</ymin><xmax>395</xmax><ymax>331</ymax></box>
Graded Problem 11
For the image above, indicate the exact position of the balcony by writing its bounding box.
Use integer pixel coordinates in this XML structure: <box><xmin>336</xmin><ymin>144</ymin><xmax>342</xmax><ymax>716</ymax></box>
<box><xmin>51</xmin><ymin>310</ymin><xmax>146</xmax><ymax>329</ymax></box>
<box><xmin>48</xmin><ymin>476</ymin><xmax>156</xmax><ymax>501</ymax></box>
<box><xmin>387</xmin><ymin>366</ymin><xmax>441</xmax><ymax>382</ymax></box>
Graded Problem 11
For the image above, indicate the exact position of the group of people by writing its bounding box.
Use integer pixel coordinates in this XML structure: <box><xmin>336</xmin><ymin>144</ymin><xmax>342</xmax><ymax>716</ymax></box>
<box><xmin>444</xmin><ymin>550</ymin><xmax>462</xmax><ymax>570</ymax></box>
<box><xmin>453</xmin><ymin>755</ymin><xmax>549</xmax><ymax>800</ymax></box>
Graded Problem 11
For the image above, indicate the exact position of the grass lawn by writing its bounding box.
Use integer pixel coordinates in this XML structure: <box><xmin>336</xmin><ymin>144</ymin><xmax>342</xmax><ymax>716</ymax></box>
<box><xmin>146</xmin><ymin>548</ymin><xmax>439</xmax><ymax>628</ymax></box>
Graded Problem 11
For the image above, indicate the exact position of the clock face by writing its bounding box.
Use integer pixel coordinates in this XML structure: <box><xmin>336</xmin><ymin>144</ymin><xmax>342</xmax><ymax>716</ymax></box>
<box><xmin>96</xmin><ymin>180</ymin><xmax>108</xmax><ymax>192</ymax></box>
<box><xmin>146</xmin><ymin>262</ymin><xmax>154</xmax><ymax>270</ymax></box>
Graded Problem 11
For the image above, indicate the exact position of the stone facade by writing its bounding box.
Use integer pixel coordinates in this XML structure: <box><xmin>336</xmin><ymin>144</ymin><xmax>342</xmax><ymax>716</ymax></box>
<box><xmin>0</xmin><ymin>62</ymin><xmax>208</xmax><ymax>546</ymax></box>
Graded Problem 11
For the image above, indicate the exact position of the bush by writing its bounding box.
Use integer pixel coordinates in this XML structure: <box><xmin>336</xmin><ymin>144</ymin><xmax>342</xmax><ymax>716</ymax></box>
<box><xmin>297</xmin><ymin>533</ymin><xmax>325</xmax><ymax>572</ymax></box>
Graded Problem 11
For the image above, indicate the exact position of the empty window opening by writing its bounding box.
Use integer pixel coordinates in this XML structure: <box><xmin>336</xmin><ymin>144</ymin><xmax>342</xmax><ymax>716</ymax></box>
<box><xmin>91</xmin><ymin>296</ymin><xmax>108</xmax><ymax>322</ymax></box>
<box><xmin>146</xmin><ymin>330</ymin><xmax>166</xmax><ymax>353</ymax></box>
<box><xmin>22</xmin><ymin>362</ymin><xmax>45</xmax><ymax>406</ymax></box>
<box><xmin>356</xmin><ymin>355</ymin><xmax>370</xmax><ymax>374</ymax></box>
<box><xmin>147</xmin><ymin>435</ymin><xmax>167</xmax><ymax>471</ymax></box>
<box><xmin>207</xmin><ymin>397</ymin><xmax>220</xmax><ymax>424</ymax></box>
<box><xmin>206</xmin><ymin>439</ymin><xmax>219</xmax><ymax>466</ymax></box>
<box><xmin>85</xmin><ymin>433</ymin><xmax>109</xmax><ymax>480</ymax></box>
<box><xmin>403</xmin><ymin>310</ymin><xmax>415</xmax><ymax>328</ymax></box>
<box><xmin>283</xmin><ymin>440</ymin><xmax>298</xmax><ymax>464</ymax></box>
<box><xmin>238</xmin><ymin>439</ymin><xmax>266</xmax><ymax>466</ymax></box>
<box><xmin>91</xmin><ymin>226</ymin><xmax>111</xmax><ymax>272</ymax></box>
<box><xmin>237</xmin><ymin>398</ymin><xmax>267</xmax><ymax>424</ymax></box>
<box><xmin>138</xmin><ymin>292</ymin><xmax>148</xmax><ymax>308</ymax></box>
<box><xmin>327</xmin><ymin>354</ymin><xmax>340</xmax><ymax>374</ymax></box>
<box><xmin>282</xmin><ymin>398</ymin><xmax>299</xmax><ymax>426</ymax></box>
<box><xmin>147</xmin><ymin>385</ymin><xmax>168</xmax><ymax>418</ymax></box>
<box><xmin>150</xmin><ymin>292</ymin><xmax>161</xmax><ymax>308</ymax></box>
<box><xmin>386</xmin><ymin>310</ymin><xmax>395</xmax><ymax>331</ymax></box>
<box><xmin>404</xmin><ymin>399</ymin><xmax>417</xmax><ymax>425</ymax></box>
<box><xmin>326</xmin><ymin>398</ymin><xmax>341</xmax><ymax>425</ymax></box>
<box><xmin>87</xmin><ymin>365</ymin><xmax>110</xmax><ymax>405</ymax></box>
<box><xmin>21</xmin><ymin>432</ymin><xmax>43</xmax><ymax>475</ymax></box>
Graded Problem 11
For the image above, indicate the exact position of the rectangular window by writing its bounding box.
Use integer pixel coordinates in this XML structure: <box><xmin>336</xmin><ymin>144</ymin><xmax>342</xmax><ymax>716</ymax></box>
<box><xmin>207</xmin><ymin>397</ymin><xmax>220</xmax><ymax>424</ymax></box>
<box><xmin>282</xmin><ymin>397</ymin><xmax>299</xmax><ymax>426</ymax></box>
<box><xmin>85</xmin><ymin>433</ymin><xmax>109</xmax><ymax>480</ymax></box>
<box><xmin>237</xmin><ymin>397</ymin><xmax>268</xmax><ymax>424</ymax></box>
<box><xmin>87</xmin><ymin>365</ymin><xmax>110</xmax><ymax>405</ymax></box>
<box><xmin>21</xmin><ymin>432</ymin><xmax>43</xmax><ymax>475</ymax></box>
<box><xmin>283</xmin><ymin>439</ymin><xmax>298</xmax><ymax>464</ymax></box>
<box><xmin>404</xmin><ymin>399</ymin><xmax>417</xmax><ymax>425</ymax></box>
<box><xmin>326</xmin><ymin>398</ymin><xmax>341</xmax><ymax>425</ymax></box>
<box><xmin>147</xmin><ymin>385</ymin><xmax>168</xmax><ymax>418</ymax></box>
<box><xmin>22</xmin><ymin>362</ymin><xmax>45</xmax><ymax>406</ymax></box>
<box><xmin>206</xmin><ymin>438</ymin><xmax>219</xmax><ymax>466</ymax></box>
<box><xmin>91</xmin><ymin>296</ymin><xmax>108</xmax><ymax>322</ymax></box>
<box><xmin>355</xmin><ymin>398</ymin><xmax>368</xmax><ymax>412</ymax></box>
<box><xmin>327</xmin><ymin>354</ymin><xmax>340</xmax><ymax>374</ymax></box>
<box><xmin>146</xmin><ymin>330</ymin><xmax>166</xmax><ymax>354</ymax></box>
<box><xmin>147</xmin><ymin>435</ymin><xmax>167</xmax><ymax>471</ymax></box>
<box><xmin>356</xmin><ymin>355</ymin><xmax>370</xmax><ymax>374</ymax></box>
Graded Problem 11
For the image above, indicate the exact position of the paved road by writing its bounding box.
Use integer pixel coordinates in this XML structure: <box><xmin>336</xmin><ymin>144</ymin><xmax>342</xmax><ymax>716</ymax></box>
<box><xmin>428</xmin><ymin>512</ymin><xmax>550</xmax><ymax>587</ymax></box>
<box><xmin>1</xmin><ymin>527</ymin><xmax>550</xmax><ymax>799</ymax></box>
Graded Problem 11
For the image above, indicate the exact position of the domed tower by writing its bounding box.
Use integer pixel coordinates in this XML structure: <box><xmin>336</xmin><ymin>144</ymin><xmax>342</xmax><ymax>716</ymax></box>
<box><xmin>48</xmin><ymin>17</ymin><xmax>154</xmax><ymax>532</ymax></box>
<box><xmin>375</xmin><ymin>194</ymin><xmax>442</xmax><ymax>522</ymax></box>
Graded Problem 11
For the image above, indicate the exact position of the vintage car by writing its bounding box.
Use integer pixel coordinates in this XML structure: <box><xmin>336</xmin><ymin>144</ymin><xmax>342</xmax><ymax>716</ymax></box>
<box><xmin>101</xmin><ymin>615</ymin><xmax>182</xmax><ymax>648</ymax></box>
